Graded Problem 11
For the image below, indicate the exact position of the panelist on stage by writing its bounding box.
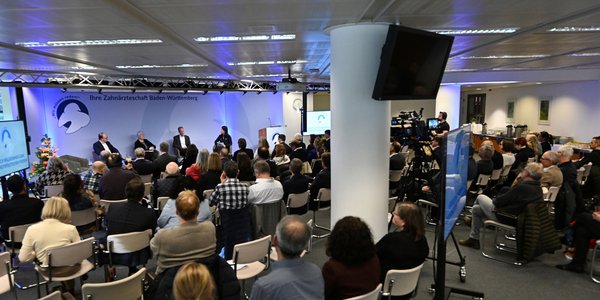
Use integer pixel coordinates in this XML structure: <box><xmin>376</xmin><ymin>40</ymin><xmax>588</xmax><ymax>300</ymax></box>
<box><xmin>214</xmin><ymin>125</ymin><xmax>233</xmax><ymax>151</ymax></box>
<box><xmin>134</xmin><ymin>131</ymin><xmax>157</xmax><ymax>160</ymax></box>
<box><xmin>173</xmin><ymin>126</ymin><xmax>191</xmax><ymax>157</ymax></box>
<box><xmin>93</xmin><ymin>132</ymin><xmax>120</xmax><ymax>156</ymax></box>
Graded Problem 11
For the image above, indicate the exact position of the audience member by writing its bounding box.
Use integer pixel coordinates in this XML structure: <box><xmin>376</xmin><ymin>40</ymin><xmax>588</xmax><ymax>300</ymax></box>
<box><xmin>482</xmin><ymin>140</ymin><xmax>504</xmax><ymax>171</ymax></box>
<box><xmin>324</xmin><ymin>130</ymin><xmax>331</xmax><ymax>152</ymax></box>
<box><xmin>527</xmin><ymin>134</ymin><xmax>542</xmax><ymax>161</ymax></box>
<box><xmin>282</xmin><ymin>159</ymin><xmax>310</xmax><ymax>214</ymax></box>
<box><xmin>134</xmin><ymin>131</ymin><xmax>156</xmax><ymax>160</ymax></box>
<box><xmin>500</xmin><ymin>139</ymin><xmax>516</xmax><ymax>168</ymax></box>
<box><xmin>104</xmin><ymin>178</ymin><xmax>156</xmax><ymax>275</ymax></box>
<box><xmin>173</xmin><ymin>126</ymin><xmax>191</xmax><ymax>157</ymax></box>
<box><xmin>35</xmin><ymin>156</ymin><xmax>72</xmax><ymax>194</ymax></box>
<box><xmin>574</xmin><ymin>136</ymin><xmax>600</xmax><ymax>168</ymax></box>
<box><xmin>93</xmin><ymin>131</ymin><xmax>120</xmax><ymax>156</ymax></box>
<box><xmin>151</xmin><ymin>190</ymin><xmax>216</xmax><ymax>274</ymax></box>
<box><xmin>132</xmin><ymin>147</ymin><xmax>156</xmax><ymax>176</ymax></box>
<box><xmin>512</xmin><ymin>137</ymin><xmax>535</xmax><ymax>171</ymax></box>
<box><xmin>430</xmin><ymin>137</ymin><xmax>443</xmax><ymax>168</ymax></box>
<box><xmin>376</xmin><ymin>202</ymin><xmax>429</xmax><ymax>292</ymax></box>
<box><xmin>248</xmin><ymin>161</ymin><xmax>283</xmax><ymax>205</ymax></box>
<box><xmin>180</xmin><ymin>144</ymin><xmax>199</xmax><ymax>175</ymax></box>
<box><xmin>273</xmin><ymin>143</ymin><xmax>291</xmax><ymax>166</ymax></box>
<box><xmin>214</xmin><ymin>125</ymin><xmax>233</xmax><ymax>151</ymax></box>
<box><xmin>0</xmin><ymin>175</ymin><xmax>44</xmax><ymax>243</ymax></box>
<box><xmin>322</xmin><ymin>216</ymin><xmax>380</xmax><ymax>300</ymax></box>
<box><xmin>186</xmin><ymin>148</ymin><xmax>209</xmax><ymax>182</ymax></box>
<box><xmin>82</xmin><ymin>161</ymin><xmax>107</xmax><ymax>194</ymax></box>
<box><xmin>209</xmin><ymin>161</ymin><xmax>250</xmax><ymax>259</ymax></box>
<box><xmin>467</xmin><ymin>145</ymin><xmax>477</xmax><ymax>181</ymax></box>
<box><xmin>539</xmin><ymin>131</ymin><xmax>553</xmax><ymax>154</ymax></box>
<box><xmin>540</xmin><ymin>151</ymin><xmax>563</xmax><ymax>189</ymax></box>
<box><xmin>250</xmin><ymin>215</ymin><xmax>324</xmax><ymax>300</ymax></box>
<box><xmin>310</xmin><ymin>152</ymin><xmax>331</xmax><ymax>210</ymax></box>
<box><xmin>173</xmin><ymin>263</ymin><xmax>216</xmax><ymax>300</ymax></box>
<box><xmin>236</xmin><ymin>152</ymin><xmax>256</xmax><ymax>182</ymax></box>
<box><xmin>158</xmin><ymin>177</ymin><xmax>211</xmax><ymax>229</ymax></box>
<box><xmin>154</xmin><ymin>162</ymin><xmax>181</xmax><ymax>200</ymax></box>
<box><xmin>61</xmin><ymin>174</ymin><xmax>94</xmax><ymax>211</ymax></box>
<box><xmin>289</xmin><ymin>140</ymin><xmax>308</xmax><ymax>162</ymax></box>
<box><xmin>153</xmin><ymin>142</ymin><xmax>178</xmax><ymax>179</ymax></box>
<box><xmin>195</xmin><ymin>152</ymin><xmax>223</xmax><ymax>198</ymax></box>
<box><xmin>308</xmin><ymin>137</ymin><xmax>323</xmax><ymax>163</ymax></box>
<box><xmin>256</xmin><ymin>147</ymin><xmax>278</xmax><ymax>178</ymax></box>
<box><xmin>254</xmin><ymin>138</ymin><xmax>270</xmax><ymax>160</ymax></box>
<box><xmin>293</xmin><ymin>133</ymin><xmax>307</xmax><ymax>149</ymax></box>
<box><xmin>460</xmin><ymin>163</ymin><xmax>544</xmax><ymax>249</ymax></box>
<box><xmin>389</xmin><ymin>141</ymin><xmax>406</xmax><ymax>170</ymax></box>
<box><xmin>233</xmin><ymin>138</ymin><xmax>254</xmax><ymax>161</ymax></box>
<box><xmin>99</xmin><ymin>154</ymin><xmax>138</xmax><ymax>200</ymax></box>
<box><xmin>556</xmin><ymin>211</ymin><xmax>600</xmax><ymax>273</ymax></box>
<box><xmin>431</xmin><ymin>112</ymin><xmax>449</xmax><ymax>138</ymax></box>
<box><xmin>220</xmin><ymin>147</ymin><xmax>231</xmax><ymax>166</ymax></box>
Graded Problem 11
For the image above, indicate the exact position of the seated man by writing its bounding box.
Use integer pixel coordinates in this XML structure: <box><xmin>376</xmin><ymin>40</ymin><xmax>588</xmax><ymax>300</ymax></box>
<box><xmin>309</xmin><ymin>152</ymin><xmax>331</xmax><ymax>210</ymax></box>
<box><xmin>153</xmin><ymin>142</ymin><xmax>178</xmax><ymax>179</ymax></box>
<box><xmin>556</xmin><ymin>211</ymin><xmax>600</xmax><ymax>273</ymax></box>
<box><xmin>157</xmin><ymin>177</ymin><xmax>211</xmax><ymax>229</ymax></box>
<box><xmin>104</xmin><ymin>178</ymin><xmax>156</xmax><ymax>275</ymax></box>
<box><xmin>99</xmin><ymin>154</ymin><xmax>138</xmax><ymax>200</ymax></box>
<box><xmin>209</xmin><ymin>161</ymin><xmax>250</xmax><ymax>260</ymax></box>
<box><xmin>172</xmin><ymin>126</ymin><xmax>191</xmax><ymax>157</ymax></box>
<box><xmin>82</xmin><ymin>161</ymin><xmax>107</xmax><ymax>194</ymax></box>
<box><xmin>540</xmin><ymin>150</ymin><xmax>563</xmax><ymax>189</ymax></box>
<box><xmin>389</xmin><ymin>141</ymin><xmax>406</xmax><ymax>171</ymax></box>
<box><xmin>574</xmin><ymin>136</ymin><xmax>600</xmax><ymax>168</ymax></box>
<box><xmin>250</xmin><ymin>215</ymin><xmax>324</xmax><ymax>300</ymax></box>
<box><xmin>0</xmin><ymin>175</ymin><xmax>44</xmax><ymax>243</ymax></box>
<box><xmin>134</xmin><ymin>131</ymin><xmax>157</xmax><ymax>160</ymax></box>
<box><xmin>93</xmin><ymin>132</ymin><xmax>120</xmax><ymax>157</ymax></box>
<box><xmin>248</xmin><ymin>161</ymin><xmax>284</xmax><ymax>205</ymax></box>
<box><xmin>153</xmin><ymin>162</ymin><xmax>181</xmax><ymax>200</ymax></box>
<box><xmin>132</xmin><ymin>147</ymin><xmax>156</xmax><ymax>176</ymax></box>
<box><xmin>289</xmin><ymin>140</ymin><xmax>308</xmax><ymax>162</ymax></box>
<box><xmin>459</xmin><ymin>163</ymin><xmax>544</xmax><ymax>249</ymax></box>
<box><xmin>283</xmin><ymin>159</ymin><xmax>310</xmax><ymax>214</ymax></box>
<box><xmin>151</xmin><ymin>190</ymin><xmax>216</xmax><ymax>274</ymax></box>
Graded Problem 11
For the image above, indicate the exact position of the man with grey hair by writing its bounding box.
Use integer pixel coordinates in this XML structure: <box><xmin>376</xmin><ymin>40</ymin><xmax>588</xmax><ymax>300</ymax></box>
<box><xmin>482</xmin><ymin>140</ymin><xmax>504</xmax><ymax>171</ymax></box>
<box><xmin>248</xmin><ymin>160</ymin><xmax>284</xmax><ymax>205</ymax></box>
<box><xmin>250</xmin><ymin>215</ymin><xmax>324</xmax><ymax>300</ymax></box>
<box><xmin>153</xmin><ymin>162</ymin><xmax>181</xmax><ymax>200</ymax></box>
<box><xmin>132</xmin><ymin>147</ymin><xmax>156</xmax><ymax>175</ymax></box>
<box><xmin>540</xmin><ymin>150</ymin><xmax>563</xmax><ymax>189</ymax></box>
<box><xmin>460</xmin><ymin>163</ymin><xmax>544</xmax><ymax>249</ymax></box>
<box><xmin>558</xmin><ymin>145</ymin><xmax>578</xmax><ymax>187</ymax></box>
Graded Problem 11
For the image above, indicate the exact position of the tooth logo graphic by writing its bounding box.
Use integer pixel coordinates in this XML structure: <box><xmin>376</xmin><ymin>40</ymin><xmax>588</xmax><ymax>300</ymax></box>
<box><xmin>55</xmin><ymin>97</ymin><xmax>90</xmax><ymax>134</ymax></box>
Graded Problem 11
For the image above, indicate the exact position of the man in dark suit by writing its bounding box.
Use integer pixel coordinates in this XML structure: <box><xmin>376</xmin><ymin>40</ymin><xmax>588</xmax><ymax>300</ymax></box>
<box><xmin>389</xmin><ymin>141</ymin><xmax>406</xmax><ymax>170</ymax></box>
<box><xmin>309</xmin><ymin>152</ymin><xmax>331</xmax><ymax>210</ymax></box>
<box><xmin>172</xmin><ymin>126</ymin><xmax>191</xmax><ymax>157</ymax></box>
<box><xmin>132</xmin><ymin>147</ymin><xmax>156</xmax><ymax>176</ymax></box>
<box><xmin>153</xmin><ymin>142</ymin><xmax>177</xmax><ymax>179</ymax></box>
<box><xmin>283</xmin><ymin>159</ymin><xmax>310</xmax><ymax>214</ymax></box>
<box><xmin>93</xmin><ymin>132</ymin><xmax>120</xmax><ymax>156</ymax></box>
<box><xmin>99</xmin><ymin>154</ymin><xmax>138</xmax><ymax>200</ymax></box>
<box><xmin>289</xmin><ymin>140</ymin><xmax>308</xmax><ymax>162</ymax></box>
<box><xmin>105</xmin><ymin>178</ymin><xmax>156</xmax><ymax>275</ymax></box>
<box><xmin>0</xmin><ymin>175</ymin><xmax>44</xmax><ymax>243</ymax></box>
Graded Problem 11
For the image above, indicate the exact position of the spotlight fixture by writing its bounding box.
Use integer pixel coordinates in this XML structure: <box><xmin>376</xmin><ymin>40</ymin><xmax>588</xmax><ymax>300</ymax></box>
<box><xmin>158</xmin><ymin>89</ymin><xmax>163</xmax><ymax>94</ymax></box>
<box><xmin>273</xmin><ymin>91</ymin><xmax>278</xmax><ymax>95</ymax></box>
<box><xmin>286</xmin><ymin>92</ymin><xmax>290</xmax><ymax>95</ymax></box>
<box><xmin>183</xmin><ymin>90</ymin><xmax>188</xmax><ymax>94</ymax></box>
<box><xmin>131</xmin><ymin>89</ymin><xmax>136</xmax><ymax>93</ymax></box>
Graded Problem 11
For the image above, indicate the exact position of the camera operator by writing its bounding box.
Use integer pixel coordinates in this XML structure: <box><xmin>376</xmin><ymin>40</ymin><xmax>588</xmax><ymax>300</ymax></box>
<box><xmin>431</xmin><ymin>111</ymin><xmax>449</xmax><ymax>138</ymax></box>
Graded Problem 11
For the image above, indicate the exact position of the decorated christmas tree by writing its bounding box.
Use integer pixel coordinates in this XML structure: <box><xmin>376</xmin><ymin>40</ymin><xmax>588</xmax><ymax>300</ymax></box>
<box><xmin>29</xmin><ymin>134</ymin><xmax>59</xmax><ymax>176</ymax></box>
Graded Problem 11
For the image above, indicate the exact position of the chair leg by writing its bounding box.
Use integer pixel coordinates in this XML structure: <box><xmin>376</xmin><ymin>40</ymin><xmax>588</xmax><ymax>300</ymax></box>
<box><xmin>312</xmin><ymin>209</ymin><xmax>330</xmax><ymax>238</ymax></box>
<box><xmin>591</xmin><ymin>244</ymin><xmax>600</xmax><ymax>284</ymax></box>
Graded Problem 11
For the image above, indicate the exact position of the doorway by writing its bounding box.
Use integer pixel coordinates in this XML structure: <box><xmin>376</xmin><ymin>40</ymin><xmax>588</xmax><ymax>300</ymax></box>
<box><xmin>467</xmin><ymin>94</ymin><xmax>486</xmax><ymax>124</ymax></box>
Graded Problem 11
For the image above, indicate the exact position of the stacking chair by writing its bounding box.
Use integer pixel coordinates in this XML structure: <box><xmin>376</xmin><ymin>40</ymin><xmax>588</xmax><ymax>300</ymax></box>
<box><xmin>286</xmin><ymin>191</ymin><xmax>310</xmax><ymax>215</ymax></box>
<box><xmin>498</xmin><ymin>165</ymin><xmax>512</xmax><ymax>185</ymax></box>
<box><xmin>6</xmin><ymin>223</ymin><xmax>44</xmax><ymax>292</ymax></box>
<box><xmin>157</xmin><ymin>196</ymin><xmax>169</xmax><ymax>211</ymax></box>
<box><xmin>480</xmin><ymin>218</ymin><xmax>522</xmax><ymax>266</ymax></box>
<box><xmin>99</xmin><ymin>199</ymin><xmax>127</xmax><ymax>213</ymax></box>
<box><xmin>346</xmin><ymin>283</ymin><xmax>382</xmax><ymax>300</ymax></box>
<box><xmin>0</xmin><ymin>252</ymin><xmax>16</xmax><ymax>299</ymax></box>
<box><xmin>44</xmin><ymin>185</ymin><xmax>63</xmax><ymax>198</ymax></box>
<box><xmin>71</xmin><ymin>207</ymin><xmax>100</xmax><ymax>237</ymax></box>
<box><xmin>382</xmin><ymin>263</ymin><xmax>424</xmax><ymax>299</ymax></box>
<box><xmin>203</xmin><ymin>189</ymin><xmax>214</xmax><ymax>200</ymax></box>
<box><xmin>103</xmin><ymin>230</ymin><xmax>152</xmax><ymax>280</ymax></box>
<box><xmin>474</xmin><ymin>174</ymin><xmax>491</xmax><ymax>191</ymax></box>
<box><xmin>543</xmin><ymin>186</ymin><xmax>560</xmax><ymax>213</ymax></box>
<box><xmin>34</xmin><ymin>237</ymin><xmax>96</xmax><ymax>298</ymax></box>
<box><xmin>37</xmin><ymin>290</ymin><xmax>61</xmax><ymax>300</ymax></box>
<box><xmin>228</xmin><ymin>235</ymin><xmax>271</xmax><ymax>298</ymax></box>
<box><xmin>143</xmin><ymin>183</ymin><xmax>153</xmax><ymax>201</ymax></box>
<box><xmin>270</xmin><ymin>219</ymin><xmax>313</xmax><ymax>261</ymax></box>
<box><xmin>591</xmin><ymin>240</ymin><xmax>600</xmax><ymax>284</ymax></box>
<box><xmin>490</xmin><ymin>168</ymin><xmax>502</xmax><ymax>185</ymax></box>
<box><xmin>82</xmin><ymin>267</ymin><xmax>146</xmax><ymax>299</ymax></box>
<box><xmin>389</xmin><ymin>170</ymin><xmax>403</xmax><ymax>195</ymax></box>
<box><xmin>312</xmin><ymin>188</ymin><xmax>332</xmax><ymax>238</ymax></box>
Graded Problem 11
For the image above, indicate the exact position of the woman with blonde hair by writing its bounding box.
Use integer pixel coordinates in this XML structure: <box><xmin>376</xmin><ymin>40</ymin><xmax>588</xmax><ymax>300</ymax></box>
<box><xmin>186</xmin><ymin>148</ymin><xmax>210</xmax><ymax>182</ymax></box>
<box><xmin>173</xmin><ymin>262</ymin><xmax>216</xmax><ymax>300</ymax></box>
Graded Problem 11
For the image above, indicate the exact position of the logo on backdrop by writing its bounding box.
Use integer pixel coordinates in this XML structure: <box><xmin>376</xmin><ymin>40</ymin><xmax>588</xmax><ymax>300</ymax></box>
<box><xmin>53</xmin><ymin>96</ymin><xmax>90</xmax><ymax>134</ymax></box>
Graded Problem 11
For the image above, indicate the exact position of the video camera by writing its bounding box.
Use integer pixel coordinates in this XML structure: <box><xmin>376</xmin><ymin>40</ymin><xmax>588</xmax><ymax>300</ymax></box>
<box><xmin>390</xmin><ymin>108</ymin><xmax>428</xmax><ymax>145</ymax></box>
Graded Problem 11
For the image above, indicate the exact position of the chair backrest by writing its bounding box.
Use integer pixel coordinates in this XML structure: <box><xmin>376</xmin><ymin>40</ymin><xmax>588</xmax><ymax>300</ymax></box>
<box><xmin>383</xmin><ymin>263</ymin><xmax>424</xmax><ymax>297</ymax></box>
<box><xmin>70</xmin><ymin>207</ymin><xmax>97</xmax><ymax>227</ymax></box>
<box><xmin>389</xmin><ymin>170</ymin><xmax>403</xmax><ymax>183</ymax></box>
<box><xmin>8</xmin><ymin>223</ymin><xmax>34</xmax><ymax>244</ymax></box>
<box><xmin>317</xmin><ymin>188</ymin><xmax>331</xmax><ymax>202</ymax></box>
<box><xmin>139</xmin><ymin>174</ymin><xmax>152</xmax><ymax>184</ymax></box>
<box><xmin>44</xmin><ymin>185</ymin><xmax>63</xmax><ymax>197</ymax></box>
<box><xmin>582</xmin><ymin>163</ymin><xmax>593</xmax><ymax>177</ymax></box>
<box><xmin>345</xmin><ymin>283</ymin><xmax>382</xmax><ymax>300</ymax></box>
<box><xmin>400</xmin><ymin>165</ymin><xmax>410</xmax><ymax>177</ymax></box>
<box><xmin>490</xmin><ymin>168</ymin><xmax>502</xmax><ymax>180</ymax></box>
<box><xmin>82</xmin><ymin>267</ymin><xmax>146</xmax><ymax>300</ymax></box>
<box><xmin>232</xmin><ymin>235</ymin><xmax>271</xmax><ymax>265</ymax></box>
<box><xmin>107</xmin><ymin>229</ymin><xmax>152</xmax><ymax>254</ymax></box>
<box><xmin>100</xmin><ymin>199</ymin><xmax>127</xmax><ymax>212</ymax></box>
<box><xmin>203</xmin><ymin>189</ymin><xmax>214</xmax><ymax>200</ymax></box>
<box><xmin>544</xmin><ymin>186</ymin><xmax>560</xmax><ymax>203</ymax></box>
<box><xmin>143</xmin><ymin>183</ymin><xmax>152</xmax><ymax>197</ymax></box>
<box><xmin>500</xmin><ymin>165</ymin><xmax>512</xmax><ymax>177</ymax></box>
<box><xmin>476</xmin><ymin>174</ymin><xmax>491</xmax><ymax>186</ymax></box>
<box><xmin>157</xmin><ymin>196</ymin><xmax>169</xmax><ymax>211</ymax></box>
<box><xmin>287</xmin><ymin>191</ymin><xmax>310</xmax><ymax>209</ymax></box>
<box><xmin>576</xmin><ymin>167</ymin><xmax>584</xmax><ymax>184</ymax></box>
<box><xmin>0</xmin><ymin>252</ymin><xmax>13</xmax><ymax>296</ymax></box>
<box><xmin>38</xmin><ymin>290</ymin><xmax>62</xmax><ymax>300</ymax></box>
<box><xmin>46</xmin><ymin>237</ymin><xmax>95</xmax><ymax>268</ymax></box>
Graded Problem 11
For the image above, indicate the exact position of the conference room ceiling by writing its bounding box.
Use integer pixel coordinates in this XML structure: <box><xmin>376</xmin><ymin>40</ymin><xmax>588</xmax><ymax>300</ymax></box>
<box><xmin>1</xmin><ymin>0</ymin><xmax>600</xmax><ymax>86</ymax></box>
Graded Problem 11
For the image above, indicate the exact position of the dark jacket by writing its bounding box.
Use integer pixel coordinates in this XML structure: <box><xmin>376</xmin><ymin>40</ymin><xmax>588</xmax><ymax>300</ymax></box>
<box><xmin>153</xmin><ymin>153</ymin><xmax>177</xmax><ymax>178</ymax></box>
<box><xmin>233</xmin><ymin>148</ymin><xmax>254</xmax><ymax>161</ymax></box>
<box><xmin>195</xmin><ymin>170</ymin><xmax>222</xmax><ymax>198</ymax></box>
<box><xmin>390</xmin><ymin>153</ymin><xmax>406</xmax><ymax>171</ymax></box>
<box><xmin>289</xmin><ymin>148</ymin><xmax>308</xmax><ymax>162</ymax></box>
<box><xmin>574</xmin><ymin>149</ymin><xmax>600</xmax><ymax>168</ymax></box>
<box><xmin>93</xmin><ymin>140</ymin><xmax>119</xmax><ymax>156</ymax></box>
<box><xmin>134</xmin><ymin>139</ymin><xmax>155</xmax><ymax>151</ymax></box>
<box><xmin>492</xmin><ymin>151</ymin><xmax>504</xmax><ymax>170</ymax></box>
<box><xmin>0</xmin><ymin>194</ymin><xmax>44</xmax><ymax>241</ymax></box>
<box><xmin>516</xmin><ymin>201</ymin><xmax>561</xmax><ymax>261</ymax></box>
<box><xmin>132</xmin><ymin>159</ymin><xmax>156</xmax><ymax>176</ymax></box>
<box><xmin>283</xmin><ymin>173</ymin><xmax>310</xmax><ymax>214</ymax></box>
<box><xmin>98</xmin><ymin>167</ymin><xmax>137</xmax><ymax>200</ymax></box>
<box><xmin>494</xmin><ymin>179</ymin><xmax>543</xmax><ymax>217</ymax></box>
<box><xmin>512</xmin><ymin>147</ymin><xmax>535</xmax><ymax>170</ymax></box>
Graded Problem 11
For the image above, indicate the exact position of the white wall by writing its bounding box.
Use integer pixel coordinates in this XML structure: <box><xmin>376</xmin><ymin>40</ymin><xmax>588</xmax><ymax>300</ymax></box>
<box><xmin>480</xmin><ymin>80</ymin><xmax>600</xmax><ymax>142</ymax></box>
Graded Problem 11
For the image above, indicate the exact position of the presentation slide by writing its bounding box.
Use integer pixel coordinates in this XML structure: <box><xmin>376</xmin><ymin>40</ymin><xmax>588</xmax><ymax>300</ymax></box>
<box><xmin>443</xmin><ymin>125</ymin><xmax>471</xmax><ymax>240</ymax></box>
<box><xmin>0</xmin><ymin>120</ymin><xmax>29</xmax><ymax>177</ymax></box>
<box><xmin>305</xmin><ymin>111</ymin><xmax>331</xmax><ymax>135</ymax></box>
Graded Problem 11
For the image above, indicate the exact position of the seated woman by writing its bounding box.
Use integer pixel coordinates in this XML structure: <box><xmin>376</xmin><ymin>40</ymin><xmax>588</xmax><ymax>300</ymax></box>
<box><xmin>180</xmin><ymin>144</ymin><xmax>199</xmax><ymax>175</ymax></box>
<box><xmin>19</xmin><ymin>197</ymin><xmax>81</xmax><ymax>292</ymax></box>
<box><xmin>272</xmin><ymin>143</ymin><xmax>290</xmax><ymax>166</ymax></box>
<box><xmin>35</xmin><ymin>156</ymin><xmax>72</xmax><ymax>194</ymax></box>
<box><xmin>376</xmin><ymin>202</ymin><xmax>429</xmax><ymax>299</ymax></box>
<box><xmin>173</xmin><ymin>262</ymin><xmax>216</xmax><ymax>300</ymax></box>
<box><xmin>158</xmin><ymin>177</ymin><xmax>211</xmax><ymax>229</ymax></box>
<box><xmin>186</xmin><ymin>148</ymin><xmax>209</xmax><ymax>182</ymax></box>
<box><xmin>322</xmin><ymin>216</ymin><xmax>380</xmax><ymax>300</ymax></box>
<box><xmin>195</xmin><ymin>152</ymin><xmax>222</xmax><ymax>199</ymax></box>
<box><xmin>61</xmin><ymin>174</ymin><xmax>95</xmax><ymax>211</ymax></box>
<box><xmin>236</xmin><ymin>152</ymin><xmax>255</xmax><ymax>182</ymax></box>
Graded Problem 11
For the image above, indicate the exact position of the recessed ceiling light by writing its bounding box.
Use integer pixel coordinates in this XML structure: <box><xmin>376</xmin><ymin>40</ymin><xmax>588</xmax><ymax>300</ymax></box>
<box><xmin>430</xmin><ymin>28</ymin><xmax>518</xmax><ymax>35</ymax></box>
<box><xmin>194</xmin><ymin>34</ymin><xmax>295</xmax><ymax>43</ymax></box>
<box><xmin>16</xmin><ymin>39</ymin><xmax>163</xmax><ymax>48</ymax></box>
<box><xmin>548</xmin><ymin>26</ymin><xmax>600</xmax><ymax>32</ymax></box>
<box><xmin>535</xmin><ymin>82</ymin><xmax>542</xmax><ymax>84</ymax></box>
<box><xmin>445</xmin><ymin>68</ymin><xmax>477</xmax><ymax>72</ymax></box>
<box><xmin>566</xmin><ymin>52</ymin><xmax>600</xmax><ymax>57</ymax></box>
<box><xmin>115</xmin><ymin>63</ymin><xmax>208</xmax><ymax>69</ymax></box>
<box><xmin>460</xmin><ymin>54</ymin><xmax>550</xmax><ymax>59</ymax></box>
<box><xmin>71</xmin><ymin>66</ymin><xmax>98</xmax><ymax>70</ymax></box>
<box><xmin>244</xmin><ymin>73</ymin><xmax>304</xmax><ymax>78</ymax></box>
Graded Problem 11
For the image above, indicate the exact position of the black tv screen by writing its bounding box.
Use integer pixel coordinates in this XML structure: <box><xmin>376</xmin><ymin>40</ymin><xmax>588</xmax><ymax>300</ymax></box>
<box><xmin>372</xmin><ymin>25</ymin><xmax>454</xmax><ymax>100</ymax></box>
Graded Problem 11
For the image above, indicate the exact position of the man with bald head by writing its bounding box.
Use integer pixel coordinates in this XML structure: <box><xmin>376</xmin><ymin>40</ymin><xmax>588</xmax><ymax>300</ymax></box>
<box><xmin>150</xmin><ymin>190</ymin><xmax>216</xmax><ymax>274</ymax></box>
<box><xmin>153</xmin><ymin>162</ymin><xmax>181</xmax><ymax>200</ymax></box>
<box><xmin>82</xmin><ymin>161</ymin><xmax>107</xmax><ymax>194</ymax></box>
<box><xmin>250</xmin><ymin>215</ymin><xmax>324</xmax><ymax>300</ymax></box>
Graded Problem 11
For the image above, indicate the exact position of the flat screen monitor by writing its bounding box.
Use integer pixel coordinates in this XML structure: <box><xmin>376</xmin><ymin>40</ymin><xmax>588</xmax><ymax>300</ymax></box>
<box><xmin>305</xmin><ymin>111</ymin><xmax>330</xmax><ymax>135</ymax></box>
<box><xmin>427</xmin><ymin>118</ymin><xmax>439</xmax><ymax>128</ymax></box>
<box><xmin>0</xmin><ymin>120</ymin><xmax>29</xmax><ymax>177</ymax></box>
<box><xmin>372</xmin><ymin>25</ymin><xmax>454</xmax><ymax>100</ymax></box>
<box><xmin>443</xmin><ymin>125</ymin><xmax>471</xmax><ymax>240</ymax></box>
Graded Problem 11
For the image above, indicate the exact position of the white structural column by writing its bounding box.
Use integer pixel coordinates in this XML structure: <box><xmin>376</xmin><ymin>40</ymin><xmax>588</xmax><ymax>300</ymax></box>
<box><xmin>435</xmin><ymin>84</ymin><xmax>461</xmax><ymax>129</ymax></box>
<box><xmin>329</xmin><ymin>23</ymin><xmax>390</xmax><ymax>242</ymax></box>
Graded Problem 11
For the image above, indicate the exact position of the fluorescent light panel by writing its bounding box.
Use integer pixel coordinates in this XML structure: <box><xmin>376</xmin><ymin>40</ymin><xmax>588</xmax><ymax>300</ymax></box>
<box><xmin>116</xmin><ymin>63</ymin><xmax>208</xmax><ymax>69</ymax></box>
<box><xmin>16</xmin><ymin>39</ymin><xmax>163</xmax><ymax>47</ymax></box>
<box><xmin>548</xmin><ymin>26</ymin><xmax>600</xmax><ymax>32</ymax></box>
<box><xmin>460</xmin><ymin>54</ymin><xmax>550</xmax><ymax>59</ymax></box>
<box><xmin>566</xmin><ymin>52</ymin><xmax>600</xmax><ymax>57</ymax></box>
<box><xmin>430</xmin><ymin>28</ymin><xmax>518</xmax><ymax>35</ymax></box>
<box><xmin>227</xmin><ymin>60</ymin><xmax>307</xmax><ymax>66</ymax></box>
<box><xmin>194</xmin><ymin>34</ymin><xmax>295</xmax><ymax>43</ymax></box>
